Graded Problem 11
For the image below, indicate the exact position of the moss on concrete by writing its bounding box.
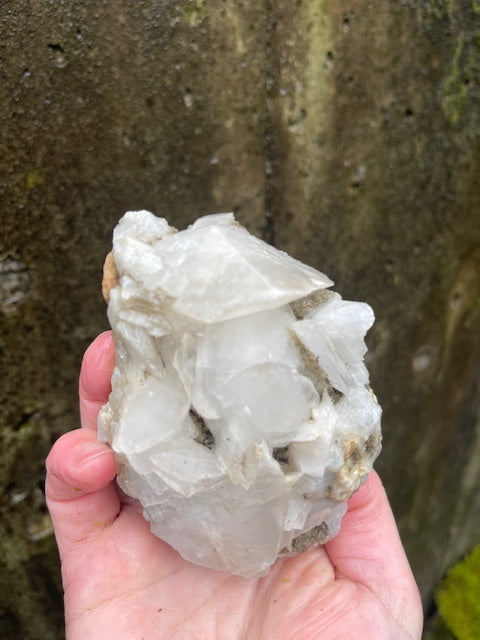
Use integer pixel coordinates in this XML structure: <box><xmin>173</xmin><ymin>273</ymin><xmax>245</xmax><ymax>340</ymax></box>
<box><xmin>0</xmin><ymin>417</ymin><xmax>63</xmax><ymax>638</ymax></box>
<box><xmin>435</xmin><ymin>545</ymin><xmax>480</xmax><ymax>640</ymax></box>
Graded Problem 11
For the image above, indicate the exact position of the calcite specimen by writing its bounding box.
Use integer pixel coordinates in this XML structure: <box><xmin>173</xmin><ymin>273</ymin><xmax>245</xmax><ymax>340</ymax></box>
<box><xmin>98</xmin><ymin>210</ymin><xmax>382</xmax><ymax>578</ymax></box>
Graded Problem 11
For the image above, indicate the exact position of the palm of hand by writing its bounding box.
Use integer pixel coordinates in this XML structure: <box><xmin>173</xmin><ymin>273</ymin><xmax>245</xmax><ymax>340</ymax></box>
<box><xmin>46</xmin><ymin>333</ymin><xmax>423</xmax><ymax>640</ymax></box>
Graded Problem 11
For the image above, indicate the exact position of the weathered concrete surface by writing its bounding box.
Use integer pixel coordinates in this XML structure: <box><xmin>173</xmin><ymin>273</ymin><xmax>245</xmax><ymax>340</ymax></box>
<box><xmin>0</xmin><ymin>1</ymin><xmax>478</xmax><ymax>637</ymax></box>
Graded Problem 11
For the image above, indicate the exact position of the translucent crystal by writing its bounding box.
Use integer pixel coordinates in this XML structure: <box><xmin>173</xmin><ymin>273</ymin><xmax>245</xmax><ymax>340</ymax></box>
<box><xmin>98</xmin><ymin>210</ymin><xmax>382</xmax><ymax>578</ymax></box>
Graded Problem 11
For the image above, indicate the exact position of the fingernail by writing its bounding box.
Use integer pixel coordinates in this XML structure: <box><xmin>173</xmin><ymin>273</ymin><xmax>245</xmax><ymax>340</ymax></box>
<box><xmin>74</xmin><ymin>440</ymin><xmax>114</xmax><ymax>468</ymax></box>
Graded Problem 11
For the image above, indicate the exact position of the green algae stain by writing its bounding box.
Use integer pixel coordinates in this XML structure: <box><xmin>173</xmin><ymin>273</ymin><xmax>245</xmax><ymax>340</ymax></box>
<box><xmin>441</xmin><ymin>36</ymin><xmax>468</xmax><ymax>125</ymax></box>
<box><xmin>182</xmin><ymin>0</ymin><xmax>207</xmax><ymax>27</ymax></box>
<box><xmin>440</xmin><ymin>24</ymin><xmax>480</xmax><ymax>128</ymax></box>
<box><xmin>472</xmin><ymin>0</ymin><xmax>480</xmax><ymax>15</ymax></box>
<box><xmin>26</xmin><ymin>169</ymin><xmax>45</xmax><ymax>190</ymax></box>
<box><xmin>436</xmin><ymin>545</ymin><xmax>480</xmax><ymax>640</ymax></box>
<box><xmin>424</xmin><ymin>0</ymin><xmax>459</xmax><ymax>19</ymax></box>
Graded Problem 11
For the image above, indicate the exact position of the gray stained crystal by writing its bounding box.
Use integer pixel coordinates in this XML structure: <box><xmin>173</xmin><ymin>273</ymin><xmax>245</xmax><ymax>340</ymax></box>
<box><xmin>98</xmin><ymin>210</ymin><xmax>382</xmax><ymax>578</ymax></box>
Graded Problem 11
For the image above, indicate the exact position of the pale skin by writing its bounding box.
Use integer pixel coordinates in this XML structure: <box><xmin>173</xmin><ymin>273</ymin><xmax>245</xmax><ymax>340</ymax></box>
<box><xmin>46</xmin><ymin>331</ymin><xmax>423</xmax><ymax>640</ymax></box>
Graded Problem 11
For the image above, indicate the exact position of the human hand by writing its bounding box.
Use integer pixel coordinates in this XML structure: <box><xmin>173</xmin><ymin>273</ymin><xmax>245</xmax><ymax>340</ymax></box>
<box><xmin>46</xmin><ymin>331</ymin><xmax>423</xmax><ymax>640</ymax></box>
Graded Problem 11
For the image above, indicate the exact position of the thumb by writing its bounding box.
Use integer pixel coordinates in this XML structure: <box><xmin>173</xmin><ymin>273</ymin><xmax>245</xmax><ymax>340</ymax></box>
<box><xmin>45</xmin><ymin>428</ymin><xmax>119</xmax><ymax>558</ymax></box>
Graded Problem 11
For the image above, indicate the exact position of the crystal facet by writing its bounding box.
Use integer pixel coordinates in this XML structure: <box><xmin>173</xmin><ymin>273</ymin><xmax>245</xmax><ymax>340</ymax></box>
<box><xmin>98</xmin><ymin>210</ymin><xmax>382</xmax><ymax>578</ymax></box>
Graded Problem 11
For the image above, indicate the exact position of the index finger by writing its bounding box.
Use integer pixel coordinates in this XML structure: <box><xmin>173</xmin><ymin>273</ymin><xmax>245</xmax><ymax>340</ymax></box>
<box><xmin>79</xmin><ymin>331</ymin><xmax>115</xmax><ymax>429</ymax></box>
<box><xmin>325</xmin><ymin>470</ymin><xmax>422</xmax><ymax>629</ymax></box>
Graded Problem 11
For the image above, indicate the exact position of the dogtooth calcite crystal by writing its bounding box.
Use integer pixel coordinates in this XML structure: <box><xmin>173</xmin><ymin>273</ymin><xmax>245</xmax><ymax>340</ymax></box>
<box><xmin>98</xmin><ymin>210</ymin><xmax>382</xmax><ymax>578</ymax></box>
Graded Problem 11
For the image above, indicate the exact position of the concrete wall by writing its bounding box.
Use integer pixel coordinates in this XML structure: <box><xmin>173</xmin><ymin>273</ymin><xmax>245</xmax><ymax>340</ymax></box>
<box><xmin>1</xmin><ymin>1</ymin><xmax>479</xmax><ymax>636</ymax></box>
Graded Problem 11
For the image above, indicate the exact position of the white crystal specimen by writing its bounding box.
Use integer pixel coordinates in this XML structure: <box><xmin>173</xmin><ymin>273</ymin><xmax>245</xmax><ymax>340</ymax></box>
<box><xmin>98</xmin><ymin>210</ymin><xmax>382</xmax><ymax>578</ymax></box>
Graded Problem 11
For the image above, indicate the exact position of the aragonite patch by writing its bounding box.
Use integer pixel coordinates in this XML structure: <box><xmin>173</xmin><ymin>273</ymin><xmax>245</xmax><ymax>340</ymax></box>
<box><xmin>98</xmin><ymin>210</ymin><xmax>382</xmax><ymax>578</ymax></box>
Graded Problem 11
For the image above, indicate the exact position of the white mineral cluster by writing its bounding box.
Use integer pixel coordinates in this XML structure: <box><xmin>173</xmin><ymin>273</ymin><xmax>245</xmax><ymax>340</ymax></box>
<box><xmin>98</xmin><ymin>210</ymin><xmax>382</xmax><ymax>578</ymax></box>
